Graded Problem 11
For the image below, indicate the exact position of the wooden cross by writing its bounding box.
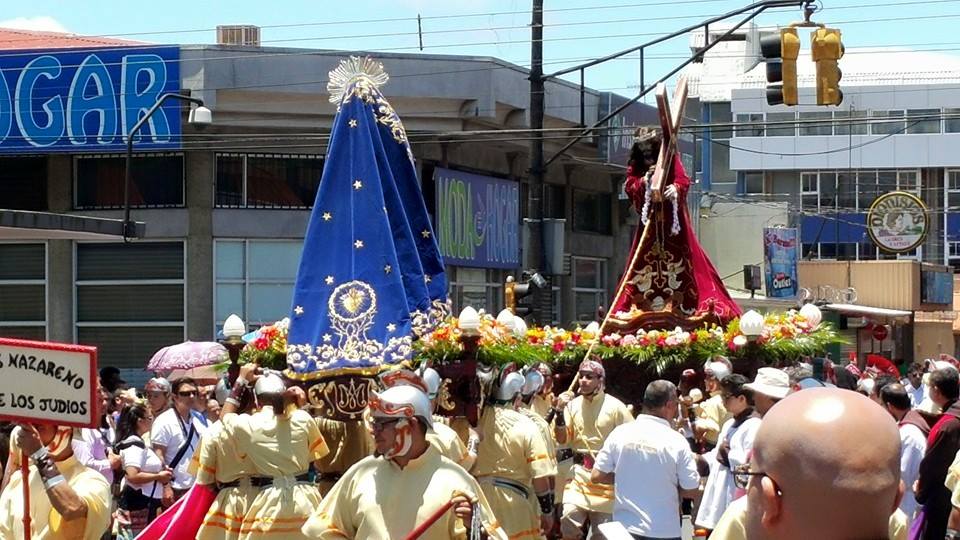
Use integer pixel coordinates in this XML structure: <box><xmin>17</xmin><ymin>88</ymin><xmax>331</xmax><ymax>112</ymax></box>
<box><xmin>649</xmin><ymin>76</ymin><xmax>689</xmax><ymax>202</ymax></box>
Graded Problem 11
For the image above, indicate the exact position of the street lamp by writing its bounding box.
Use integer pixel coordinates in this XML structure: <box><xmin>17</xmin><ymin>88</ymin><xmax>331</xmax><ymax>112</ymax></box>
<box><xmin>740</xmin><ymin>310</ymin><xmax>765</xmax><ymax>341</ymax></box>
<box><xmin>220</xmin><ymin>313</ymin><xmax>246</xmax><ymax>385</ymax></box>
<box><xmin>123</xmin><ymin>93</ymin><xmax>212</xmax><ymax>239</ymax></box>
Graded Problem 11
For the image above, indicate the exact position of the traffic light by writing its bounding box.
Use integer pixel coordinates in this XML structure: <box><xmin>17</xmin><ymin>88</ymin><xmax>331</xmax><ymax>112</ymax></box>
<box><xmin>505</xmin><ymin>272</ymin><xmax>546</xmax><ymax>318</ymax></box>
<box><xmin>811</xmin><ymin>27</ymin><xmax>844</xmax><ymax>106</ymax></box>
<box><xmin>760</xmin><ymin>27</ymin><xmax>800</xmax><ymax>106</ymax></box>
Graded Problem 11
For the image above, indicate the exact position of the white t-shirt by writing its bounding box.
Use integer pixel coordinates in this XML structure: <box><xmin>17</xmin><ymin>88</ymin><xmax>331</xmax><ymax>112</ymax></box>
<box><xmin>904</xmin><ymin>382</ymin><xmax>926</xmax><ymax>408</ymax></box>
<box><xmin>151</xmin><ymin>407</ymin><xmax>205</xmax><ymax>489</ymax></box>
<box><xmin>118</xmin><ymin>435</ymin><xmax>164</xmax><ymax>499</ymax></box>
<box><xmin>899</xmin><ymin>422</ymin><xmax>927</xmax><ymax>525</ymax></box>
<box><xmin>595</xmin><ymin>414</ymin><xmax>700</xmax><ymax>538</ymax></box>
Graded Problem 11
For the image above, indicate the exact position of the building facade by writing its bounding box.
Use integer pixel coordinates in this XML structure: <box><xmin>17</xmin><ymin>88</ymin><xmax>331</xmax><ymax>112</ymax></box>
<box><xmin>686</xmin><ymin>25</ymin><xmax>960</xmax><ymax>360</ymax></box>
<box><xmin>0</xmin><ymin>30</ymin><xmax>659</xmax><ymax>380</ymax></box>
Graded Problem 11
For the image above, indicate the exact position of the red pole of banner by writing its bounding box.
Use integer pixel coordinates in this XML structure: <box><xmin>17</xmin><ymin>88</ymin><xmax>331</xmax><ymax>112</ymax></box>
<box><xmin>403</xmin><ymin>499</ymin><xmax>456</xmax><ymax>540</ymax></box>
<box><xmin>21</xmin><ymin>450</ymin><xmax>30</xmax><ymax>540</ymax></box>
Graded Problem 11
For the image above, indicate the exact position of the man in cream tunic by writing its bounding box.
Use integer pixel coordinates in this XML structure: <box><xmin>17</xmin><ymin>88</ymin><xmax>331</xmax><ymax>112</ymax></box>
<box><xmin>553</xmin><ymin>358</ymin><xmax>632</xmax><ymax>539</ymax></box>
<box><xmin>0</xmin><ymin>425</ymin><xmax>111</xmax><ymax>540</ymax></box>
<box><xmin>303</xmin><ymin>380</ymin><xmax>505</xmax><ymax>539</ymax></box>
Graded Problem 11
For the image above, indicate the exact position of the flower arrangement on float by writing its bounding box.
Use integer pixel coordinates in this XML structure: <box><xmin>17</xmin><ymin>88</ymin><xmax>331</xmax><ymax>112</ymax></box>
<box><xmin>229</xmin><ymin>304</ymin><xmax>842</xmax><ymax>374</ymax></box>
<box><xmin>235</xmin><ymin>317</ymin><xmax>291</xmax><ymax>370</ymax></box>
<box><xmin>413</xmin><ymin>303</ymin><xmax>844</xmax><ymax>372</ymax></box>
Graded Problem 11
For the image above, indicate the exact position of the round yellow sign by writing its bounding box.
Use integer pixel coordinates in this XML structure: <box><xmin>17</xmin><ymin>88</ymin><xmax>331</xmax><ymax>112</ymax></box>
<box><xmin>866</xmin><ymin>191</ymin><xmax>928</xmax><ymax>254</ymax></box>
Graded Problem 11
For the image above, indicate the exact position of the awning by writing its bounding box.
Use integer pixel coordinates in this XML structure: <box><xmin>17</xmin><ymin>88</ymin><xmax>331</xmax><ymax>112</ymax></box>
<box><xmin>0</xmin><ymin>209</ymin><xmax>144</xmax><ymax>240</ymax></box>
<box><xmin>822</xmin><ymin>303</ymin><xmax>912</xmax><ymax>319</ymax></box>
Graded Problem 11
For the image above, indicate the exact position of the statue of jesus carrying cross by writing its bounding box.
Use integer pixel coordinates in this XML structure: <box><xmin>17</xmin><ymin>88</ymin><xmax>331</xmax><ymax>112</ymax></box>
<box><xmin>605</xmin><ymin>77</ymin><xmax>741</xmax><ymax>334</ymax></box>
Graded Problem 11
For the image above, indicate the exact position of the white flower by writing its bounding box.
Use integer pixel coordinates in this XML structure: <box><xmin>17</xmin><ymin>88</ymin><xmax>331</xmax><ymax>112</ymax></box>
<box><xmin>733</xmin><ymin>335</ymin><xmax>748</xmax><ymax>347</ymax></box>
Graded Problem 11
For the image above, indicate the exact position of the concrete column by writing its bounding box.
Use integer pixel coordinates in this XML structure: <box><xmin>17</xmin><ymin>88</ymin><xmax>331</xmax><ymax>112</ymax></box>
<box><xmin>47</xmin><ymin>155</ymin><xmax>72</xmax><ymax>212</ymax></box>
<box><xmin>46</xmin><ymin>240</ymin><xmax>74</xmax><ymax>343</ymax></box>
<box><xmin>46</xmin><ymin>155</ymin><xmax>74</xmax><ymax>342</ymax></box>
<box><xmin>185</xmin><ymin>151</ymin><xmax>214</xmax><ymax>340</ymax></box>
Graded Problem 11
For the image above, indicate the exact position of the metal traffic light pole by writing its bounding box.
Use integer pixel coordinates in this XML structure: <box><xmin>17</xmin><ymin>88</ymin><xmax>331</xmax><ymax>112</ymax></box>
<box><xmin>526</xmin><ymin>0</ymin><xmax>814</xmax><ymax>324</ymax></box>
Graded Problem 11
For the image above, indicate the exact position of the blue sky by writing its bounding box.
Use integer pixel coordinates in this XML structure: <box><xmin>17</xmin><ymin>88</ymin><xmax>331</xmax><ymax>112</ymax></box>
<box><xmin>1</xmin><ymin>0</ymin><xmax>959</xmax><ymax>102</ymax></box>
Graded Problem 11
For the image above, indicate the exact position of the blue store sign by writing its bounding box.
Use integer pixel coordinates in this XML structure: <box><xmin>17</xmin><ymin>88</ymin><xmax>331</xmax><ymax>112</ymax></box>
<box><xmin>0</xmin><ymin>46</ymin><xmax>180</xmax><ymax>153</ymax></box>
<box><xmin>434</xmin><ymin>167</ymin><xmax>520</xmax><ymax>269</ymax></box>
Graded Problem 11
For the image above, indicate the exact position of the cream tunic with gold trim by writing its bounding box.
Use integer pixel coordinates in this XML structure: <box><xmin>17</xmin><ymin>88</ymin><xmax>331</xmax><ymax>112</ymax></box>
<box><xmin>302</xmin><ymin>445</ymin><xmax>506</xmax><ymax>540</ymax></box>
<box><xmin>192</xmin><ymin>420</ymin><xmax>259</xmax><ymax>540</ymax></box>
<box><xmin>0</xmin><ymin>454</ymin><xmax>111</xmax><ymax>540</ymax></box>
<box><xmin>562</xmin><ymin>391</ymin><xmax>632</xmax><ymax>514</ymax></box>
<box><xmin>221</xmin><ymin>407</ymin><xmax>329</xmax><ymax>540</ymax></box>
<box><xmin>473</xmin><ymin>406</ymin><xmax>555</xmax><ymax>540</ymax></box>
<box><xmin>426</xmin><ymin>421</ymin><xmax>470</xmax><ymax>469</ymax></box>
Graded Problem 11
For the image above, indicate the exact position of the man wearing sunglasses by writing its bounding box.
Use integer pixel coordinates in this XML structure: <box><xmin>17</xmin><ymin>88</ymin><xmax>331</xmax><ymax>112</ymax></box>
<box><xmin>304</xmin><ymin>370</ymin><xmax>506</xmax><ymax>539</ymax></box>
<box><xmin>151</xmin><ymin>377</ymin><xmax>206</xmax><ymax>506</ymax></box>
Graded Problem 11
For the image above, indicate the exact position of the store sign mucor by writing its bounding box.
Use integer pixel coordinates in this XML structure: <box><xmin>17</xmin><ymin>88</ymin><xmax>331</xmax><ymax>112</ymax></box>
<box><xmin>0</xmin><ymin>338</ymin><xmax>97</xmax><ymax>428</ymax></box>
<box><xmin>0</xmin><ymin>46</ymin><xmax>181</xmax><ymax>153</ymax></box>
<box><xmin>867</xmin><ymin>191</ymin><xmax>928</xmax><ymax>254</ymax></box>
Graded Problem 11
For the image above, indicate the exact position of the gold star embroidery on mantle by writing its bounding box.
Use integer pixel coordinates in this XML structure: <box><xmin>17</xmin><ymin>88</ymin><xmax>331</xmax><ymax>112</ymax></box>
<box><xmin>322</xmin><ymin>212</ymin><xmax>332</xmax><ymax>221</ymax></box>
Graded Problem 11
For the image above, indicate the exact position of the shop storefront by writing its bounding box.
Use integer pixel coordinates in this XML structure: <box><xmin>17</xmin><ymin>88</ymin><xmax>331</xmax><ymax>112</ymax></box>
<box><xmin>799</xmin><ymin>260</ymin><xmax>954</xmax><ymax>366</ymax></box>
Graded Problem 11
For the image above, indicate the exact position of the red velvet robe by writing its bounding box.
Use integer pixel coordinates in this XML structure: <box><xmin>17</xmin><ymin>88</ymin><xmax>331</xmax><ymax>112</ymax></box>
<box><xmin>610</xmin><ymin>156</ymin><xmax>741</xmax><ymax>324</ymax></box>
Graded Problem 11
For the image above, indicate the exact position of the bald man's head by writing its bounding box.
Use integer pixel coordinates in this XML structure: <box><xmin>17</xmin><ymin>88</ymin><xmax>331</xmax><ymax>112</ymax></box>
<box><xmin>744</xmin><ymin>388</ymin><xmax>902</xmax><ymax>540</ymax></box>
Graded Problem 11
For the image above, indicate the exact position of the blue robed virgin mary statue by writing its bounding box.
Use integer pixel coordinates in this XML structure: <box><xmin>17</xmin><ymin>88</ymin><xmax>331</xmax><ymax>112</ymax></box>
<box><xmin>285</xmin><ymin>57</ymin><xmax>448</xmax><ymax>379</ymax></box>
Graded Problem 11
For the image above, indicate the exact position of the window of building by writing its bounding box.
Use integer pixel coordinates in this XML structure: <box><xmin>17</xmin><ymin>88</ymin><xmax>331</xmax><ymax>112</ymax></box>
<box><xmin>766</xmin><ymin>112</ymin><xmax>796</xmax><ymax>136</ymax></box>
<box><xmin>877</xmin><ymin>170</ymin><xmax>898</xmax><ymax>196</ymax></box>
<box><xmin>946</xmin><ymin>109</ymin><xmax>960</xmax><ymax>133</ymax></box>
<box><xmin>819</xmin><ymin>242</ymin><xmax>857</xmax><ymax>260</ymax></box>
<box><xmin>215</xmin><ymin>240</ymin><xmax>304</xmax><ymax>332</ymax></box>
<box><xmin>735</xmin><ymin>113</ymin><xmax>764</xmax><ymax>137</ymax></box>
<box><xmin>0</xmin><ymin>157</ymin><xmax>47</xmax><ymax>211</ymax></box>
<box><xmin>447</xmin><ymin>267</ymin><xmax>505</xmax><ymax>315</ymax></box>
<box><xmin>744</xmin><ymin>172</ymin><xmax>764</xmax><ymax>194</ymax></box>
<box><xmin>572</xmin><ymin>189</ymin><xmax>612</xmax><ymax>234</ymax></box>
<box><xmin>75</xmin><ymin>242</ymin><xmax>185</xmax><ymax>369</ymax></box>
<box><xmin>544</xmin><ymin>184</ymin><xmax>566</xmax><ymax>219</ymax></box>
<box><xmin>946</xmin><ymin>169</ymin><xmax>960</xmax><ymax>208</ymax></box>
<box><xmin>871</xmin><ymin>111</ymin><xmax>906</xmax><ymax>136</ymax></box>
<box><xmin>0</xmin><ymin>243</ymin><xmax>46</xmax><ymax>340</ymax></box>
<box><xmin>709</xmin><ymin>103</ymin><xmax>734</xmax><ymax>140</ymax></box>
<box><xmin>834</xmin><ymin>110</ymin><xmax>868</xmax><ymax>136</ymax></box>
<box><xmin>898</xmin><ymin>170</ymin><xmax>919</xmax><ymax>193</ymax></box>
<box><xmin>799</xmin><ymin>111</ymin><xmax>833</xmax><ymax>136</ymax></box>
<box><xmin>906</xmin><ymin>109</ymin><xmax>941</xmax><ymax>134</ymax></box>
<box><xmin>819</xmin><ymin>172</ymin><xmax>837</xmax><ymax>210</ymax></box>
<box><xmin>837</xmin><ymin>172</ymin><xmax>856</xmax><ymax>209</ymax></box>
<box><xmin>75</xmin><ymin>154</ymin><xmax>183</xmax><ymax>209</ymax></box>
<box><xmin>572</xmin><ymin>257</ymin><xmax>607</xmax><ymax>323</ymax></box>
<box><xmin>800</xmin><ymin>172</ymin><xmax>818</xmax><ymax>210</ymax></box>
<box><xmin>801</xmin><ymin>243</ymin><xmax>818</xmax><ymax>259</ymax></box>
<box><xmin>215</xmin><ymin>154</ymin><xmax>324</xmax><ymax>208</ymax></box>
<box><xmin>860</xmin><ymin>241</ymin><xmax>878</xmax><ymax>260</ymax></box>
<box><xmin>857</xmin><ymin>170</ymin><xmax>879</xmax><ymax>210</ymax></box>
<box><xmin>551</xmin><ymin>284</ymin><xmax>562</xmax><ymax>326</ymax></box>
<box><xmin>949</xmin><ymin>241</ymin><xmax>960</xmax><ymax>258</ymax></box>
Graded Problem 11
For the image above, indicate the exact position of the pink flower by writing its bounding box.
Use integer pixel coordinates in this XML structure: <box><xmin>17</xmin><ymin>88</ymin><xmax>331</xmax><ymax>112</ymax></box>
<box><xmin>620</xmin><ymin>334</ymin><xmax>638</xmax><ymax>347</ymax></box>
<box><xmin>553</xmin><ymin>342</ymin><xmax>565</xmax><ymax>353</ymax></box>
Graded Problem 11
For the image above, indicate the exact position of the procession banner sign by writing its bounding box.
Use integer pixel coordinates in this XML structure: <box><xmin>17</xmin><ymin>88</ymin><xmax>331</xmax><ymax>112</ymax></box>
<box><xmin>0</xmin><ymin>338</ymin><xmax>97</xmax><ymax>428</ymax></box>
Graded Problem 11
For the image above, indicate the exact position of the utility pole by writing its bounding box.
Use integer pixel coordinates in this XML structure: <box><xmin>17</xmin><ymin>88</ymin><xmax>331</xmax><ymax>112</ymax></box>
<box><xmin>528</xmin><ymin>0</ymin><xmax>550</xmax><ymax>324</ymax></box>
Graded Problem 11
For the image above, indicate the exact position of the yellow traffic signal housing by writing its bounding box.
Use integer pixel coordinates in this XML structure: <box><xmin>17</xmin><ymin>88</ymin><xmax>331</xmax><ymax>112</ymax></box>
<box><xmin>812</xmin><ymin>27</ymin><xmax>844</xmax><ymax>106</ymax></box>
<box><xmin>760</xmin><ymin>28</ymin><xmax>800</xmax><ymax>106</ymax></box>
